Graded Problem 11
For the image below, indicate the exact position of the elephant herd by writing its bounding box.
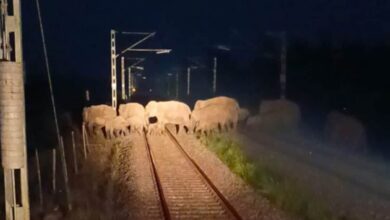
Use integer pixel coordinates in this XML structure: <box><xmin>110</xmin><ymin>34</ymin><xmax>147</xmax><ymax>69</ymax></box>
<box><xmin>82</xmin><ymin>96</ymin><xmax>241</xmax><ymax>138</ymax></box>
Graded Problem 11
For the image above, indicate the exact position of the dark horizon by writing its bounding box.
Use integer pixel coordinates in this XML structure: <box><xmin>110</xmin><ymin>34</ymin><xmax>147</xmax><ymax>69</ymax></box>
<box><xmin>22</xmin><ymin>0</ymin><xmax>390</xmax><ymax>157</ymax></box>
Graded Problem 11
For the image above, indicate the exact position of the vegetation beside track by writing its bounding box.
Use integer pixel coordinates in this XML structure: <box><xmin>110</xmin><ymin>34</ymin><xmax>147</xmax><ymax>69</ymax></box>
<box><xmin>64</xmin><ymin>140</ymin><xmax>123</xmax><ymax>219</ymax></box>
<box><xmin>201</xmin><ymin>134</ymin><xmax>352</xmax><ymax>220</ymax></box>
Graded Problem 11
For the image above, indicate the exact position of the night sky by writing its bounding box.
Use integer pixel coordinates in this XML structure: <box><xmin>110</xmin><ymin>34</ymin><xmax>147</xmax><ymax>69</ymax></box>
<box><xmin>21</xmin><ymin>1</ymin><xmax>390</xmax><ymax>153</ymax></box>
<box><xmin>23</xmin><ymin>0</ymin><xmax>390</xmax><ymax>78</ymax></box>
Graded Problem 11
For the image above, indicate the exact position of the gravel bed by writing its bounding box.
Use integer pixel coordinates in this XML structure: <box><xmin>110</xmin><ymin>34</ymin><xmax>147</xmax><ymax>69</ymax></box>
<box><xmin>170</xmin><ymin>128</ymin><xmax>292</xmax><ymax>220</ymax></box>
<box><xmin>114</xmin><ymin>134</ymin><xmax>164</xmax><ymax>220</ymax></box>
<box><xmin>70</xmin><ymin>134</ymin><xmax>163</xmax><ymax>219</ymax></box>
<box><xmin>79</xmin><ymin>131</ymin><xmax>290</xmax><ymax>220</ymax></box>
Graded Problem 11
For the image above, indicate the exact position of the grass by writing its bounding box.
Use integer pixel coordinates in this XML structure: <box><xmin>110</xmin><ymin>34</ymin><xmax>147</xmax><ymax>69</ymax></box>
<box><xmin>200</xmin><ymin>134</ymin><xmax>350</xmax><ymax>220</ymax></box>
<box><xmin>64</xmin><ymin>140</ymin><xmax>124</xmax><ymax>220</ymax></box>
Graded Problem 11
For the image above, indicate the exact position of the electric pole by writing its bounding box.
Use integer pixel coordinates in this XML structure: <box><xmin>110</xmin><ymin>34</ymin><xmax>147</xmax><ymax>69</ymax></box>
<box><xmin>128</xmin><ymin>67</ymin><xmax>132</xmax><ymax>99</ymax></box>
<box><xmin>85</xmin><ymin>90</ymin><xmax>90</xmax><ymax>102</ymax></box>
<box><xmin>175</xmin><ymin>72</ymin><xmax>179</xmax><ymax>99</ymax></box>
<box><xmin>167</xmin><ymin>74</ymin><xmax>171</xmax><ymax>97</ymax></box>
<box><xmin>110</xmin><ymin>30</ymin><xmax>117</xmax><ymax>108</ymax></box>
<box><xmin>266</xmin><ymin>31</ymin><xmax>287</xmax><ymax>99</ymax></box>
<box><xmin>121</xmin><ymin>56</ymin><xmax>126</xmax><ymax>100</ymax></box>
<box><xmin>280</xmin><ymin>32</ymin><xmax>287</xmax><ymax>99</ymax></box>
<box><xmin>213</xmin><ymin>57</ymin><xmax>217</xmax><ymax>95</ymax></box>
<box><xmin>110</xmin><ymin>30</ymin><xmax>170</xmax><ymax>107</ymax></box>
<box><xmin>187</xmin><ymin>67</ymin><xmax>191</xmax><ymax>96</ymax></box>
<box><xmin>0</xmin><ymin>0</ymin><xmax>30</xmax><ymax>219</ymax></box>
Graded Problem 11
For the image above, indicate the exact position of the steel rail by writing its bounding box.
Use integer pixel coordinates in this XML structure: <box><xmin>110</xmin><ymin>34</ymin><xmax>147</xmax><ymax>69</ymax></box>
<box><xmin>164</xmin><ymin>127</ymin><xmax>243</xmax><ymax>220</ymax></box>
<box><xmin>143</xmin><ymin>131</ymin><xmax>172</xmax><ymax>220</ymax></box>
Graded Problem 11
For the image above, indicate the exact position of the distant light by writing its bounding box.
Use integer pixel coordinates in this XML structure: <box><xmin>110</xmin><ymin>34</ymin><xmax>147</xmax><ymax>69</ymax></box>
<box><xmin>149</xmin><ymin>88</ymin><xmax>152</xmax><ymax>92</ymax></box>
<box><xmin>132</xmin><ymin>88</ymin><xmax>136</xmax><ymax>92</ymax></box>
<box><xmin>167</xmin><ymin>73</ymin><xmax>173</xmax><ymax>76</ymax></box>
<box><xmin>136</xmin><ymin>73</ymin><xmax>142</xmax><ymax>77</ymax></box>
<box><xmin>156</xmin><ymin>49</ymin><xmax>171</xmax><ymax>54</ymax></box>
<box><xmin>142</xmin><ymin>76</ymin><xmax>147</xmax><ymax>80</ymax></box>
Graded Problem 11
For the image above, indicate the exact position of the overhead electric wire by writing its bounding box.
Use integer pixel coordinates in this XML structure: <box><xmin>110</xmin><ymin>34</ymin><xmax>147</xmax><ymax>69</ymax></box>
<box><xmin>35</xmin><ymin>0</ymin><xmax>61</xmax><ymax>146</ymax></box>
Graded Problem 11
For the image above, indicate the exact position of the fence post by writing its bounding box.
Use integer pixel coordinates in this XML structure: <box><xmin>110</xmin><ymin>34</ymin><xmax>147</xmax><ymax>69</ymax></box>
<box><xmin>35</xmin><ymin>148</ymin><xmax>43</xmax><ymax>210</ymax></box>
<box><xmin>71</xmin><ymin>131</ymin><xmax>78</xmax><ymax>174</ymax></box>
<box><xmin>52</xmin><ymin>148</ymin><xmax>56</xmax><ymax>194</ymax></box>
<box><xmin>82</xmin><ymin>123</ymin><xmax>88</xmax><ymax>159</ymax></box>
<box><xmin>59</xmin><ymin>136</ymin><xmax>72</xmax><ymax>211</ymax></box>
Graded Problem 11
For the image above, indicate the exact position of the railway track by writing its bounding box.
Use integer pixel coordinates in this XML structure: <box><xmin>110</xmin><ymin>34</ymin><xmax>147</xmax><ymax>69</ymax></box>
<box><xmin>143</xmin><ymin>127</ymin><xmax>242</xmax><ymax>220</ymax></box>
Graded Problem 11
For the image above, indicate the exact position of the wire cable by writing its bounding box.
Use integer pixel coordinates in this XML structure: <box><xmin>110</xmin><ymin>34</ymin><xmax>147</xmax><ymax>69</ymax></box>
<box><xmin>35</xmin><ymin>0</ymin><xmax>61</xmax><ymax>146</ymax></box>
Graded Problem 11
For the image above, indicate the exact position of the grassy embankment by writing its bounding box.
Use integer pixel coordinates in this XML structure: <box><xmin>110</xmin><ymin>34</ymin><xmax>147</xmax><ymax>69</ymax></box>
<box><xmin>201</xmin><ymin>134</ymin><xmax>351</xmax><ymax>220</ymax></box>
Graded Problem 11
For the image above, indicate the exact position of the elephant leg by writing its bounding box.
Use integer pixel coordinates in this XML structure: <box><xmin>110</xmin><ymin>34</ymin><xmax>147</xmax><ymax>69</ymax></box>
<box><xmin>148</xmin><ymin>125</ymin><xmax>154</xmax><ymax>135</ymax></box>
<box><xmin>159</xmin><ymin>123</ymin><xmax>164</xmax><ymax>135</ymax></box>
<box><xmin>124</xmin><ymin>127</ymin><xmax>130</xmax><ymax>136</ymax></box>
<box><xmin>87</xmin><ymin>123</ymin><xmax>93</xmax><ymax>136</ymax></box>
<box><xmin>98</xmin><ymin>125</ymin><xmax>104</xmax><ymax>136</ymax></box>
<box><xmin>175</xmin><ymin>124</ymin><xmax>179</xmax><ymax>134</ymax></box>
<box><xmin>136</xmin><ymin>127</ymin><xmax>141</xmax><ymax>135</ymax></box>
<box><xmin>225</xmin><ymin>123</ymin><xmax>229</xmax><ymax>132</ymax></box>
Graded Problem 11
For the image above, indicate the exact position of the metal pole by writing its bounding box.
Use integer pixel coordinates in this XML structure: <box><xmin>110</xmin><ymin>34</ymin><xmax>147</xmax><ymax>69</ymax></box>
<box><xmin>0</xmin><ymin>0</ymin><xmax>30</xmax><ymax>219</ymax></box>
<box><xmin>280</xmin><ymin>32</ymin><xmax>287</xmax><ymax>99</ymax></box>
<box><xmin>128</xmin><ymin>67</ymin><xmax>132</xmax><ymax>99</ymax></box>
<box><xmin>85</xmin><ymin>126</ymin><xmax>90</xmax><ymax>153</ymax></box>
<box><xmin>0</xmin><ymin>0</ymin><xmax>9</xmax><ymax>60</ymax></box>
<box><xmin>175</xmin><ymin>72</ymin><xmax>179</xmax><ymax>99</ymax></box>
<box><xmin>82</xmin><ymin>123</ymin><xmax>88</xmax><ymax>159</ymax></box>
<box><xmin>71</xmin><ymin>131</ymin><xmax>78</xmax><ymax>174</ymax></box>
<box><xmin>167</xmin><ymin>75</ymin><xmax>171</xmax><ymax>97</ymax></box>
<box><xmin>132</xmin><ymin>70</ymin><xmax>137</xmax><ymax>94</ymax></box>
<box><xmin>213</xmin><ymin>57</ymin><xmax>217</xmax><ymax>95</ymax></box>
<box><xmin>52</xmin><ymin>148</ymin><xmax>56</xmax><ymax>194</ymax></box>
<box><xmin>187</xmin><ymin>67</ymin><xmax>191</xmax><ymax>96</ymax></box>
<box><xmin>34</xmin><ymin>149</ymin><xmax>43</xmax><ymax>209</ymax></box>
<box><xmin>121</xmin><ymin>56</ymin><xmax>126</xmax><ymax>100</ymax></box>
<box><xmin>85</xmin><ymin>89</ymin><xmax>90</xmax><ymax>102</ymax></box>
<box><xmin>111</xmin><ymin>30</ymin><xmax>117</xmax><ymax>109</ymax></box>
<box><xmin>59</xmin><ymin>136</ymin><xmax>72</xmax><ymax>211</ymax></box>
